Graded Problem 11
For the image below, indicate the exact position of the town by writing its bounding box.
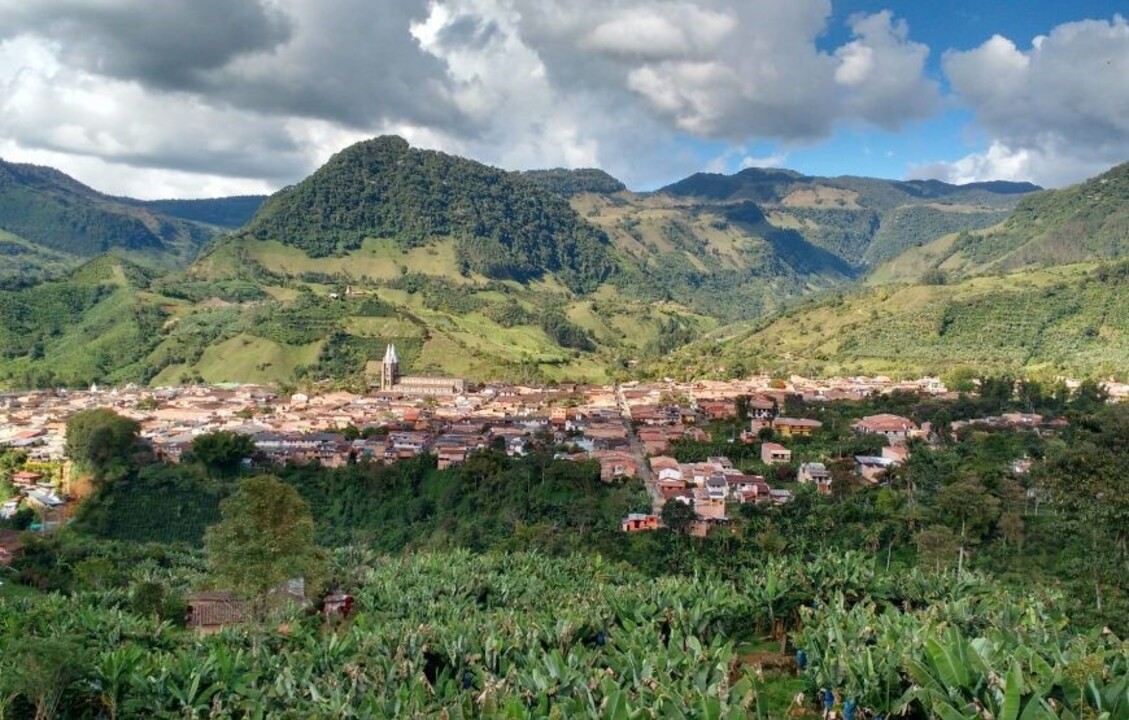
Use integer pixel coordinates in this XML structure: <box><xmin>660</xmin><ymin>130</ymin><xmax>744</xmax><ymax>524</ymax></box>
<box><xmin>4</xmin><ymin>353</ymin><xmax>1119</xmax><ymax>543</ymax></box>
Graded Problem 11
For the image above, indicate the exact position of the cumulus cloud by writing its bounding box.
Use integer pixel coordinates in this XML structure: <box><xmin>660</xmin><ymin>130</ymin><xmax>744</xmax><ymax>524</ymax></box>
<box><xmin>921</xmin><ymin>15</ymin><xmax>1129</xmax><ymax>186</ymax></box>
<box><xmin>834</xmin><ymin>11</ymin><xmax>940</xmax><ymax>129</ymax></box>
<box><xmin>0</xmin><ymin>0</ymin><xmax>292</xmax><ymax>89</ymax></box>
<box><xmin>0</xmin><ymin>0</ymin><xmax>951</xmax><ymax>197</ymax></box>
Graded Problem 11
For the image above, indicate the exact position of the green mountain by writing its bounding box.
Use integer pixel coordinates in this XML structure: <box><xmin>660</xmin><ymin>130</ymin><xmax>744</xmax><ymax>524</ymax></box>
<box><xmin>129</xmin><ymin>195</ymin><xmax>266</xmax><ymax>229</ymax></box>
<box><xmin>0</xmin><ymin>140</ymin><xmax>1098</xmax><ymax>390</ymax></box>
<box><xmin>242</xmin><ymin>136</ymin><xmax>615</xmax><ymax>293</ymax></box>
<box><xmin>0</xmin><ymin>159</ymin><xmax>256</xmax><ymax>287</ymax></box>
<box><xmin>520</xmin><ymin>168</ymin><xmax>627</xmax><ymax>196</ymax></box>
<box><xmin>870</xmin><ymin>161</ymin><xmax>1129</xmax><ymax>281</ymax></box>
<box><xmin>655</xmin><ymin>260</ymin><xmax>1129</xmax><ymax>381</ymax></box>
<box><xmin>657</xmin><ymin>167</ymin><xmax>1037</xmax><ymax>268</ymax></box>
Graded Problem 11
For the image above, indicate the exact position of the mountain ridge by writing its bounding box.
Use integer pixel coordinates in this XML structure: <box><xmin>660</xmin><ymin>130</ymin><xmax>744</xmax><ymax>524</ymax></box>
<box><xmin>3</xmin><ymin>141</ymin><xmax>1122</xmax><ymax>389</ymax></box>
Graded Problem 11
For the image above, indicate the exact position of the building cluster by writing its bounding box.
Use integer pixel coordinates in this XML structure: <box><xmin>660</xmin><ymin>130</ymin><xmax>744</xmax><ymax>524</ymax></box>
<box><xmin>0</xmin><ymin>366</ymin><xmax>1092</xmax><ymax>539</ymax></box>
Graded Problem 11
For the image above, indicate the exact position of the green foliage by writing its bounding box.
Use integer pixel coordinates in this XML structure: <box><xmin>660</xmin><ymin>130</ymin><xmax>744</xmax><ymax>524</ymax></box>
<box><xmin>0</xmin><ymin>159</ymin><xmax>218</xmax><ymax>269</ymax></box>
<box><xmin>244</xmin><ymin>136</ymin><xmax>615</xmax><ymax>293</ymax></box>
<box><xmin>153</xmin><ymin>279</ymin><xmax>266</xmax><ymax>303</ymax></box>
<box><xmin>133</xmin><ymin>195</ymin><xmax>266</xmax><ymax>229</ymax></box>
<box><xmin>65</xmin><ymin>408</ymin><xmax>143</xmax><ymax>483</ymax></box>
<box><xmin>665</xmin><ymin>260</ymin><xmax>1129</xmax><ymax>380</ymax></box>
<box><xmin>519</xmin><ymin>168</ymin><xmax>627</xmax><ymax>196</ymax></box>
<box><xmin>205</xmin><ymin>475</ymin><xmax>323</xmax><ymax>602</ymax></box>
<box><xmin>184</xmin><ymin>431</ymin><xmax>255</xmax><ymax>477</ymax></box>
<box><xmin>955</xmin><ymin>161</ymin><xmax>1129</xmax><ymax>272</ymax></box>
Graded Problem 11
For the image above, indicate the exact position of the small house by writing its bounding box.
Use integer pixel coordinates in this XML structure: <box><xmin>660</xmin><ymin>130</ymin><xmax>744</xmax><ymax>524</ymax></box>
<box><xmin>798</xmin><ymin>462</ymin><xmax>832</xmax><ymax>494</ymax></box>
<box><xmin>761</xmin><ymin>442</ymin><xmax>792</xmax><ymax>465</ymax></box>
<box><xmin>621</xmin><ymin>513</ymin><xmax>661</xmax><ymax>532</ymax></box>
<box><xmin>771</xmin><ymin>417</ymin><xmax>823</xmax><ymax>437</ymax></box>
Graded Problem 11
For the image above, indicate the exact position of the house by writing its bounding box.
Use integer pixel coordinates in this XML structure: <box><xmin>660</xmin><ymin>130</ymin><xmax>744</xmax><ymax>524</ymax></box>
<box><xmin>10</xmin><ymin>470</ymin><xmax>43</xmax><ymax>487</ymax></box>
<box><xmin>851</xmin><ymin>414</ymin><xmax>918</xmax><ymax>445</ymax></box>
<box><xmin>622</xmin><ymin>513</ymin><xmax>661</xmax><ymax>532</ymax></box>
<box><xmin>595</xmin><ymin>451</ymin><xmax>638</xmax><ymax>481</ymax></box>
<box><xmin>746</xmin><ymin>396</ymin><xmax>777</xmax><ymax>420</ymax></box>
<box><xmin>184</xmin><ymin>591</ymin><xmax>249</xmax><ymax>634</ymax></box>
<box><xmin>704</xmin><ymin>474</ymin><xmax>729</xmax><ymax>502</ymax></box>
<box><xmin>761</xmin><ymin>442</ymin><xmax>792</xmax><ymax>465</ymax></box>
<box><xmin>25</xmin><ymin>489</ymin><xmax>67</xmax><ymax>530</ymax></box>
<box><xmin>798</xmin><ymin>462</ymin><xmax>832</xmax><ymax>494</ymax></box>
<box><xmin>855</xmin><ymin>455</ymin><xmax>895</xmax><ymax>483</ymax></box>
<box><xmin>698</xmin><ymin>399</ymin><xmax>737</xmax><ymax>420</ymax></box>
<box><xmin>767</xmin><ymin>488</ymin><xmax>794</xmax><ymax>505</ymax></box>
<box><xmin>881</xmin><ymin>445</ymin><xmax>910</xmax><ymax>465</ymax></box>
<box><xmin>771</xmin><ymin>417</ymin><xmax>823</xmax><ymax>437</ymax></box>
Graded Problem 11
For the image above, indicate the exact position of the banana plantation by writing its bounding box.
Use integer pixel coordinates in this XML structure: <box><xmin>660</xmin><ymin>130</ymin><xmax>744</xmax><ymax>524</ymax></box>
<box><xmin>1</xmin><ymin>547</ymin><xmax>1125</xmax><ymax>718</ymax></box>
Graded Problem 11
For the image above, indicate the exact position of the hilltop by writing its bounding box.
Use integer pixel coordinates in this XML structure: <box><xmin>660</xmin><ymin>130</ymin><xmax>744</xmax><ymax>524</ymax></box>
<box><xmin>0</xmin><ymin>138</ymin><xmax>1104</xmax><ymax>389</ymax></box>
<box><xmin>0</xmin><ymin>158</ymin><xmax>264</xmax><ymax>287</ymax></box>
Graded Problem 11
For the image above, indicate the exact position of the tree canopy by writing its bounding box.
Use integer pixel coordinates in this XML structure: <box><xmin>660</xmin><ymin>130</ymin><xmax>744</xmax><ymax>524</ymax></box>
<box><xmin>204</xmin><ymin>475</ymin><xmax>323</xmax><ymax>603</ymax></box>
<box><xmin>184</xmin><ymin>430</ymin><xmax>255</xmax><ymax>477</ymax></box>
<box><xmin>64</xmin><ymin>408</ymin><xmax>142</xmax><ymax>483</ymax></box>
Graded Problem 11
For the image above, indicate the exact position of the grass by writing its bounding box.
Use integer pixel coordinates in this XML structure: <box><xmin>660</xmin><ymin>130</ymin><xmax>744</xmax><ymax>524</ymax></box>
<box><xmin>192</xmin><ymin>334</ymin><xmax>323</xmax><ymax>384</ymax></box>
<box><xmin>662</xmin><ymin>261</ymin><xmax>1129</xmax><ymax>380</ymax></box>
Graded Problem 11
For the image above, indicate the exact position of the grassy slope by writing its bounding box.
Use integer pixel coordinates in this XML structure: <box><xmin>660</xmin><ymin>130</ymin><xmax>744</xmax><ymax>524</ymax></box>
<box><xmin>660</xmin><ymin>262</ymin><xmax>1129</xmax><ymax>380</ymax></box>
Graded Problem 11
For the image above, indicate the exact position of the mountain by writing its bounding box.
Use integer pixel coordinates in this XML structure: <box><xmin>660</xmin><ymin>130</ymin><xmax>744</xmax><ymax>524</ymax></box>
<box><xmin>241</xmin><ymin>136</ymin><xmax>615</xmax><ymax>293</ymax></box>
<box><xmin>868</xmin><ymin>161</ymin><xmax>1129</xmax><ymax>281</ymax></box>
<box><xmin>655</xmin><ymin>167</ymin><xmax>1038</xmax><ymax>268</ymax></box>
<box><xmin>129</xmin><ymin>195</ymin><xmax>267</xmax><ymax>229</ymax></box>
<box><xmin>657</xmin><ymin>162</ymin><xmax>1129</xmax><ymax>382</ymax></box>
<box><xmin>520</xmin><ymin>168</ymin><xmax>627</xmax><ymax>196</ymax></box>
<box><xmin>0</xmin><ymin>141</ymin><xmax>1079</xmax><ymax>389</ymax></box>
<box><xmin>654</xmin><ymin>260</ymin><xmax>1129</xmax><ymax>381</ymax></box>
<box><xmin>0</xmin><ymin>159</ymin><xmax>257</xmax><ymax>287</ymax></box>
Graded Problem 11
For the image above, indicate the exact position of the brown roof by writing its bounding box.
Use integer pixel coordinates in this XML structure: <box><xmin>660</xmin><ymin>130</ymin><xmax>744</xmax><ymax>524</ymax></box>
<box><xmin>853</xmin><ymin>414</ymin><xmax>917</xmax><ymax>432</ymax></box>
<box><xmin>186</xmin><ymin>593</ymin><xmax>249</xmax><ymax>628</ymax></box>
<box><xmin>773</xmin><ymin>417</ymin><xmax>823</xmax><ymax>428</ymax></box>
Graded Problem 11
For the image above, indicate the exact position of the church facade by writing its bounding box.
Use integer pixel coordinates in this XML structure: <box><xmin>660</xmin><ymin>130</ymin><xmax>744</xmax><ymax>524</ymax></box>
<box><xmin>379</xmin><ymin>344</ymin><xmax>466</xmax><ymax>396</ymax></box>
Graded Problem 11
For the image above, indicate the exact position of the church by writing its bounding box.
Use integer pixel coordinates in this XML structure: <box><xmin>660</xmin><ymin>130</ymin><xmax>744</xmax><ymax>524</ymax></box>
<box><xmin>378</xmin><ymin>344</ymin><xmax>467</xmax><ymax>396</ymax></box>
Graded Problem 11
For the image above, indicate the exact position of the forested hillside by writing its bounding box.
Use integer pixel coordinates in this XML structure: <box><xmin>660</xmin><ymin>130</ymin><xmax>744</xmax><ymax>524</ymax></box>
<box><xmin>243</xmin><ymin>137</ymin><xmax>615</xmax><ymax>293</ymax></box>
<box><xmin>660</xmin><ymin>260</ymin><xmax>1129</xmax><ymax>381</ymax></box>
<box><xmin>879</xmin><ymin>161</ymin><xmax>1129</xmax><ymax>280</ymax></box>
<box><xmin>131</xmin><ymin>195</ymin><xmax>266</xmax><ymax>229</ymax></box>
<box><xmin>655</xmin><ymin>167</ymin><xmax>1036</xmax><ymax>268</ymax></box>
<box><xmin>0</xmin><ymin>159</ymin><xmax>244</xmax><ymax>286</ymax></box>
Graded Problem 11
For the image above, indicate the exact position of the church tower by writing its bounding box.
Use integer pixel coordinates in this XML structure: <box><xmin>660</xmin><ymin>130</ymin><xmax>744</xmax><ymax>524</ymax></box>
<box><xmin>380</xmin><ymin>343</ymin><xmax>399</xmax><ymax>391</ymax></box>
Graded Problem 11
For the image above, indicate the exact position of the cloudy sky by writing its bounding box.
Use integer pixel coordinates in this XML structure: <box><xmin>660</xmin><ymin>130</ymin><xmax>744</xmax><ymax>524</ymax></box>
<box><xmin>1</xmin><ymin>0</ymin><xmax>1126</xmax><ymax>198</ymax></box>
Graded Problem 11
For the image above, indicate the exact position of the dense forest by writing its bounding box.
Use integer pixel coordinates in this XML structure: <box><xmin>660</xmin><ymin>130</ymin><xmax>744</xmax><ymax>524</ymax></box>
<box><xmin>243</xmin><ymin>137</ymin><xmax>616</xmax><ymax>293</ymax></box>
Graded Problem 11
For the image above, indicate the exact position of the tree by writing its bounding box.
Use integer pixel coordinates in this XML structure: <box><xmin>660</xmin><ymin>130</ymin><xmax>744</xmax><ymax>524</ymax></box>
<box><xmin>661</xmin><ymin>499</ymin><xmax>697</xmax><ymax>535</ymax></box>
<box><xmin>64</xmin><ymin>408</ymin><xmax>142</xmax><ymax>483</ymax></box>
<box><xmin>914</xmin><ymin>525</ymin><xmax>959</xmax><ymax>571</ymax></box>
<box><xmin>184</xmin><ymin>430</ymin><xmax>255</xmax><ymax>477</ymax></box>
<box><xmin>204</xmin><ymin>475</ymin><xmax>324</xmax><ymax>607</ymax></box>
<box><xmin>934</xmin><ymin>478</ymin><xmax>1000</xmax><ymax>573</ymax></box>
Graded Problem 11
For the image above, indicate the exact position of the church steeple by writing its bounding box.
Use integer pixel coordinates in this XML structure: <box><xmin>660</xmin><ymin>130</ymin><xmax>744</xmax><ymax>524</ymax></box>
<box><xmin>380</xmin><ymin>343</ymin><xmax>399</xmax><ymax>391</ymax></box>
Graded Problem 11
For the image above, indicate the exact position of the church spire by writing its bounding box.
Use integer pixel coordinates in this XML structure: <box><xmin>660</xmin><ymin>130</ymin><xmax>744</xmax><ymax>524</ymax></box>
<box><xmin>381</xmin><ymin>343</ymin><xmax>399</xmax><ymax>391</ymax></box>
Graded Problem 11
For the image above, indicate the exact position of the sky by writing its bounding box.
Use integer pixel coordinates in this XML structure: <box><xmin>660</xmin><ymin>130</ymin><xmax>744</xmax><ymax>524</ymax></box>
<box><xmin>0</xmin><ymin>0</ymin><xmax>1127</xmax><ymax>199</ymax></box>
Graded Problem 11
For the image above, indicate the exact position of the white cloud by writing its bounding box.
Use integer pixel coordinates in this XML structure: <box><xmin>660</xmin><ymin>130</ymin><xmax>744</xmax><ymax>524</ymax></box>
<box><xmin>834</xmin><ymin>11</ymin><xmax>940</xmax><ymax>129</ymax></box>
<box><xmin>0</xmin><ymin>0</ymin><xmax>950</xmax><ymax>197</ymax></box>
<box><xmin>928</xmin><ymin>15</ymin><xmax>1129</xmax><ymax>186</ymax></box>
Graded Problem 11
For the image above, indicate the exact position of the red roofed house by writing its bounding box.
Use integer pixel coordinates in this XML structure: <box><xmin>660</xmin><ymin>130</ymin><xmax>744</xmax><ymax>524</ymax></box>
<box><xmin>622</xmin><ymin>513</ymin><xmax>661</xmax><ymax>532</ymax></box>
<box><xmin>851</xmin><ymin>414</ymin><xmax>919</xmax><ymax>445</ymax></box>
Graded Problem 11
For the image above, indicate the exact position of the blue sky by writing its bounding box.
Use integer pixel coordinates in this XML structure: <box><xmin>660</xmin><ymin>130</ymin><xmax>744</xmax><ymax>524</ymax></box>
<box><xmin>688</xmin><ymin>0</ymin><xmax>1129</xmax><ymax>187</ymax></box>
<box><xmin>0</xmin><ymin>0</ymin><xmax>1126</xmax><ymax>197</ymax></box>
